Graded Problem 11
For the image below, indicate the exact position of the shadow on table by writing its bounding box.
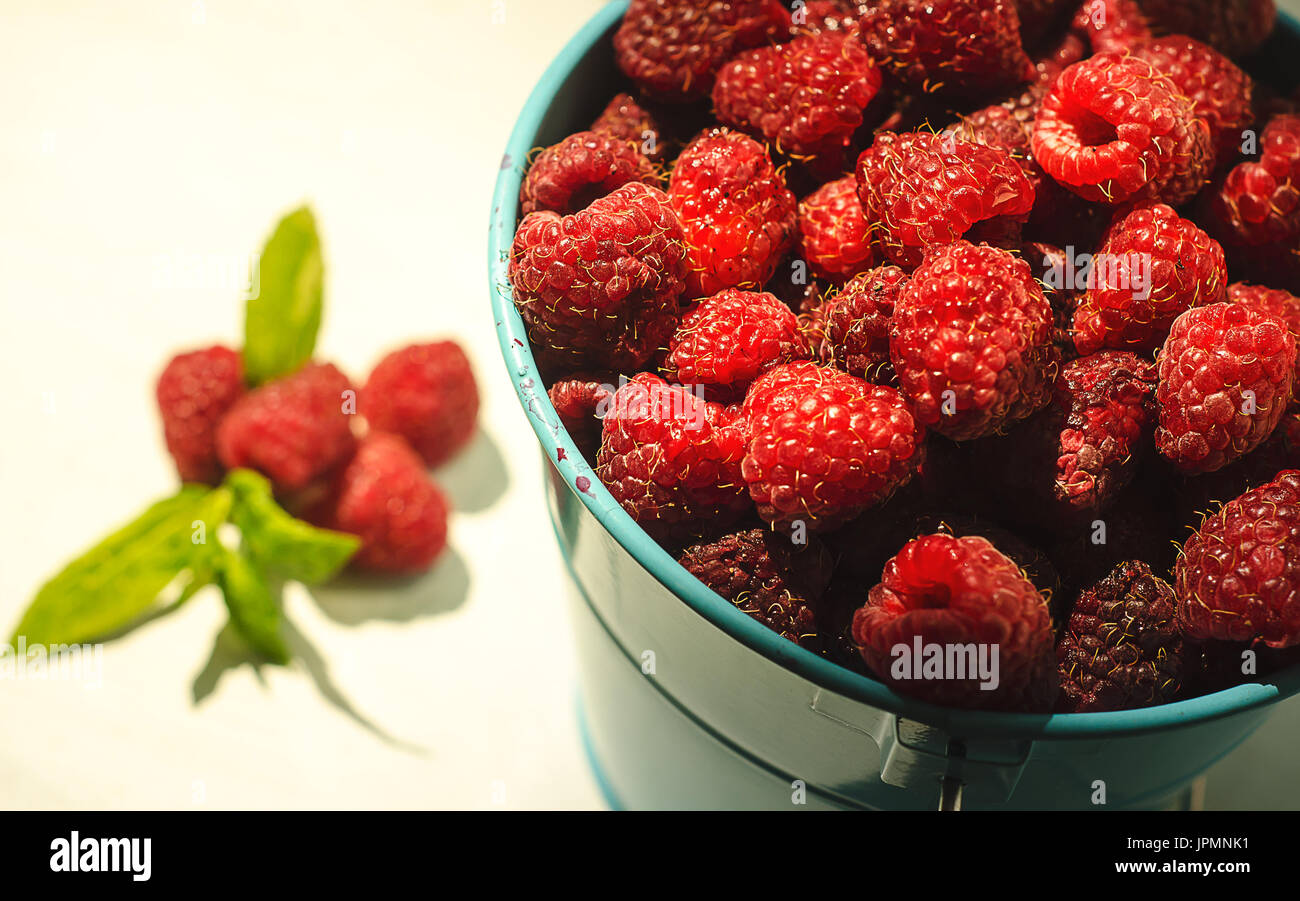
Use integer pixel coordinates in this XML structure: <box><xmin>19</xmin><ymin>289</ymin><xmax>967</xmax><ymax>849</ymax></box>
<box><xmin>309</xmin><ymin>547</ymin><xmax>470</xmax><ymax>626</ymax></box>
<box><xmin>436</xmin><ymin>428</ymin><xmax>508</xmax><ymax>513</ymax></box>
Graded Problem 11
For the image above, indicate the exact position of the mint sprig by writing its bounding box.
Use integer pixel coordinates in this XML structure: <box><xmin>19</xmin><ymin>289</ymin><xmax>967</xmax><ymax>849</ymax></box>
<box><xmin>214</xmin><ymin>544</ymin><xmax>290</xmax><ymax>665</ymax></box>
<box><xmin>226</xmin><ymin>468</ymin><xmax>359</xmax><ymax>584</ymax></box>
<box><xmin>243</xmin><ymin>206</ymin><xmax>324</xmax><ymax>386</ymax></box>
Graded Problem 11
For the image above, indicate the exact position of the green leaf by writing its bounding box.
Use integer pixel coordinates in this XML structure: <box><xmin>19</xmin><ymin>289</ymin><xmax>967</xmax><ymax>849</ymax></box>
<box><xmin>214</xmin><ymin>545</ymin><xmax>290</xmax><ymax>665</ymax></box>
<box><xmin>243</xmin><ymin>206</ymin><xmax>324</xmax><ymax>386</ymax></box>
<box><xmin>10</xmin><ymin>486</ymin><xmax>232</xmax><ymax>647</ymax></box>
<box><xmin>225</xmin><ymin>468</ymin><xmax>358</xmax><ymax>583</ymax></box>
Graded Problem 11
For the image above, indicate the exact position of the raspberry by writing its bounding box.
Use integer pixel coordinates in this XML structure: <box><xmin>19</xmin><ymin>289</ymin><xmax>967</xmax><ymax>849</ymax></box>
<box><xmin>359</xmin><ymin>341</ymin><xmax>479</xmax><ymax>468</ymax></box>
<box><xmin>613</xmin><ymin>0</ymin><xmax>790</xmax><ymax>103</ymax></box>
<box><xmin>1176</xmin><ymin>470</ymin><xmax>1300</xmax><ymax>648</ymax></box>
<box><xmin>590</xmin><ymin>93</ymin><xmax>666</xmax><ymax>162</ymax></box>
<box><xmin>792</xmin><ymin>0</ymin><xmax>868</xmax><ymax>35</ymax></box>
<box><xmin>668</xmin><ymin>129</ymin><xmax>798</xmax><ymax>297</ymax></box>
<box><xmin>818</xmin><ymin>264</ymin><xmax>909</xmax><ymax>384</ymax></box>
<box><xmin>712</xmin><ymin>32</ymin><xmax>882</xmax><ymax>163</ymax></box>
<box><xmin>509</xmin><ymin>182</ymin><xmax>687</xmax><ymax>372</ymax></box>
<box><xmin>1032</xmin><ymin>52</ymin><xmax>1210</xmax><ymax>206</ymax></box>
<box><xmin>854</xmin><ymin>131</ymin><xmax>1035</xmax><ymax>269</ymax></box>
<box><xmin>312</xmin><ymin>432</ymin><xmax>448</xmax><ymax>573</ymax></box>
<box><xmin>216</xmin><ymin>362</ymin><xmax>356</xmax><ymax>492</ymax></box>
<box><xmin>1071</xmin><ymin>0</ymin><xmax>1151</xmax><ymax>53</ymax></box>
<box><xmin>741</xmin><ymin>362</ymin><xmax>924</xmax><ymax>530</ymax></box>
<box><xmin>890</xmin><ymin>241</ymin><xmax>1059</xmax><ymax>440</ymax></box>
<box><xmin>851</xmin><ymin>533</ymin><xmax>1058</xmax><ymax>711</ymax></box>
<box><xmin>156</xmin><ymin>345</ymin><xmax>245</xmax><ymax>484</ymax></box>
<box><xmin>1130</xmin><ymin>37</ymin><xmax>1254</xmax><ymax>166</ymax></box>
<box><xmin>678</xmin><ymin>528</ymin><xmax>833</xmax><ymax>649</ymax></box>
<box><xmin>664</xmin><ymin>289</ymin><xmax>810</xmax><ymax>394</ymax></box>
<box><xmin>1072</xmin><ymin>203</ymin><xmax>1228</xmax><ymax>356</ymax></box>
<box><xmin>1155</xmin><ymin>302</ymin><xmax>1297</xmax><ymax>473</ymax></box>
<box><xmin>519</xmin><ymin>130</ymin><xmax>660</xmax><ymax>216</ymax></box>
<box><xmin>857</xmin><ymin>0</ymin><xmax>1035</xmax><ymax>98</ymax></box>
<box><xmin>797</xmin><ymin>176</ymin><xmax>876</xmax><ymax>284</ymax></box>
<box><xmin>1207</xmin><ymin>114</ymin><xmax>1300</xmax><ymax>250</ymax></box>
<box><xmin>1228</xmin><ymin>282</ymin><xmax>1300</xmax><ymax>389</ymax></box>
<box><xmin>1134</xmin><ymin>0</ymin><xmax>1277</xmax><ymax>59</ymax></box>
<box><xmin>1056</xmin><ymin>560</ymin><xmax>1185</xmax><ymax>712</ymax></box>
<box><xmin>596</xmin><ymin>373</ymin><xmax>750</xmax><ymax>544</ymax></box>
<box><xmin>548</xmin><ymin>372</ymin><xmax>616</xmax><ymax>463</ymax></box>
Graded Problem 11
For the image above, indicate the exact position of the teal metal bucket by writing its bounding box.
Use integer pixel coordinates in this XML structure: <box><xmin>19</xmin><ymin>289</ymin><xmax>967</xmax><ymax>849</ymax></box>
<box><xmin>490</xmin><ymin>1</ymin><xmax>1300</xmax><ymax>809</ymax></box>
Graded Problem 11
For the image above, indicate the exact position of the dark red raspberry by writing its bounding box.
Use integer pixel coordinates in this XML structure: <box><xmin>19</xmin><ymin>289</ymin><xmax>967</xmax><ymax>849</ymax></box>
<box><xmin>359</xmin><ymin>341</ymin><xmax>479</xmax><ymax>468</ymax></box>
<box><xmin>1134</xmin><ymin>0</ymin><xmax>1276</xmax><ymax>59</ymax></box>
<box><xmin>851</xmin><ymin>533</ymin><xmax>1058</xmax><ymax>711</ymax></box>
<box><xmin>590</xmin><ymin>93</ymin><xmax>666</xmax><ymax>162</ymax></box>
<box><xmin>156</xmin><ymin>345</ymin><xmax>245</xmax><ymax>484</ymax></box>
<box><xmin>855</xmin><ymin>131</ymin><xmax>1035</xmax><ymax>269</ymax></box>
<box><xmin>1155</xmin><ymin>302</ymin><xmax>1297</xmax><ymax>473</ymax></box>
<box><xmin>712</xmin><ymin>31</ymin><xmax>882</xmax><ymax>164</ymax></box>
<box><xmin>1056</xmin><ymin>560</ymin><xmax>1185</xmax><ymax>712</ymax></box>
<box><xmin>312</xmin><ymin>432</ymin><xmax>448</xmax><ymax>573</ymax></box>
<box><xmin>509</xmin><ymin>182</ymin><xmax>687</xmax><ymax>372</ymax></box>
<box><xmin>216</xmin><ymin>362</ymin><xmax>356</xmax><ymax>492</ymax></box>
<box><xmin>596</xmin><ymin>373</ymin><xmax>750</xmax><ymax>544</ymax></box>
<box><xmin>890</xmin><ymin>241</ymin><xmax>1059</xmax><ymax>440</ymax></box>
<box><xmin>798</xmin><ymin>176</ymin><xmax>876</xmax><ymax>284</ymax></box>
<box><xmin>678</xmin><ymin>528</ymin><xmax>833</xmax><ymax>650</ymax></box>
<box><xmin>818</xmin><ymin>264</ymin><xmax>909</xmax><ymax>384</ymax></box>
<box><xmin>1207</xmin><ymin>114</ymin><xmax>1300</xmax><ymax>250</ymax></box>
<box><xmin>519</xmin><ymin>130</ymin><xmax>660</xmax><ymax>216</ymax></box>
<box><xmin>548</xmin><ymin>372</ymin><xmax>616</xmax><ymax>463</ymax></box>
<box><xmin>1071</xmin><ymin>0</ymin><xmax>1151</xmax><ymax>53</ymax></box>
<box><xmin>1130</xmin><ymin>37</ymin><xmax>1254</xmax><ymax>166</ymax></box>
<box><xmin>1176</xmin><ymin>470</ymin><xmax>1300</xmax><ymax>648</ymax></box>
<box><xmin>665</xmin><ymin>289</ymin><xmax>810</xmax><ymax>394</ymax></box>
<box><xmin>1072</xmin><ymin>203</ymin><xmax>1228</xmax><ymax>356</ymax></box>
<box><xmin>1025</xmin><ymin>241</ymin><xmax>1084</xmax><ymax>357</ymax></box>
<box><xmin>1032</xmin><ymin>52</ymin><xmax>1210</xmax><ymax>206</ymax></box>
<box><xmin>741</xmin><ymin>362</ymin><xmax>924</xmax><ymax>530</ymax></box>
<box><xmin>791</xmin><ymin>0</ymin><xmax>868</xmax><ymax>35</ymax></box>
<box><xmin>857</xmin><ymin>0</ymin><xmax>1035</xmax><ymax>99</ymax></box>
<box><xmin>668</xmin><ymin>129</ymin><xmax>798</xmax><ymax>297</ymax></box>
<box><xmin>613</xmin><ymin>0</ymin><xmax>790</xmax><ymax>103</ymax></box>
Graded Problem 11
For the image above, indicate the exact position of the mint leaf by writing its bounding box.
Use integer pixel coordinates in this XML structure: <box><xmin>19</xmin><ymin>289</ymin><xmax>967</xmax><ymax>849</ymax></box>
<box><xmin>214</xmin><ymin>545</ymin><xmax>290</xmax><ymax>664</ymax></box>
<box><xmin>10</xmin><ymin>486</ymin><xmax>232</xmax><ymax>647</ymax></box>
<box><xmin>243</xmin><ymin>206</ymin><xmax>324</xmax><ymax>386</ymax></box>
<box><xmin>225</xmin><ymin>469</ymin><xmax>359</xmax><ymax>583</ymax></box>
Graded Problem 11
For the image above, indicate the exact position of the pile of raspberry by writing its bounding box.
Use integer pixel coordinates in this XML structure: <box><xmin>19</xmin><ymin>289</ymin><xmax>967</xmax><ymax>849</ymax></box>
<box><xmin>157</xmin><ymin>340</ymin><xmax>479</xmax><ymax>573</ymax></box>
<box><xmin>509</xmin><ymin>0</ymin><xmax>1300</xmax><ymax>713</ymax></box>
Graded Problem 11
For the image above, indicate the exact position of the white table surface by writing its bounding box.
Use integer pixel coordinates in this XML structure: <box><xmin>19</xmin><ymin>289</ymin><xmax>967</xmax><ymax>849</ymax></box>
<box><xmin>1</xmin><ymin>0</ymin><xmax>1298</xmax><ymax>811</ymax></box>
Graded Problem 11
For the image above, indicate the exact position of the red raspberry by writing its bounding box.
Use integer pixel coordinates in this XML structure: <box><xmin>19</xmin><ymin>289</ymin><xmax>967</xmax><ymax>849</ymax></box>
<box><xmin>1071</xmin><ymin>0</ymin><xmax>1151</xmax><ymax>53</ymax></box>
<box><xmin>851</xmin><ymin>533</ymin><xmax>1058</xmax><ymax>711</ymax></box>
<box><xmin>1134</xmin><ymin>0</ymin><xmax>1277</xmax><ymax>59</ymax></box>
<box><xmin>1155</xmin><ymin>302</ymin><xmax>1297</xmax><ymax>473</ymax></box>
<box><xmin>313</xmin><ymin>432</ymin><xmax>448</xmax><ymax>573</ymax></box>
<box><xmin>665</xmin><ymin>289</ymin><xmax>810</xmax><ymax>394</ymax></box>
<box><xmin>596</xmin><ymin>373</ymin><xmax>750</xmax><ymax>544</ymax></box>
<box><xmin>1130</xmin><ymin>37</ymin><xmax>1254</xmax><ymax>166</ymax></box>
<box><xmin>712</xmin><ymin>32</ymin><xmax>882</xmax><ymax>163</ymax></box>
<box><xmin>509</xmin><ymin>182</ymin><xmax>687</xmax><ymax>372</ymax></box>
<box><xmin>216</xmin><ymin>362</ymin><xmax>356</xmax><ymax>492</ymax></box>
<box><xmin>1072</xmin><ymin>203</ymin><xmax>1228</xmax><ymax>356</ymax></box>
<box><xmin>156</xmin><ymin>345</ymin><xmax>245</xmax><ymax>484</ymax></box>
<box><xmin>1176</xmin><ymin>470</ymin><xmax>1300</xmax><ymax>648</ymax></box>
<box><xmin>791</xmin><ymin>0</ymin><xmax>868</xmax><ymax>35</ymax></box>
<box><xmin>890</xmin><ymin>241</ymin><xmax>1059</xmax><ymax>440</ymax></box>
<box><xmin>1207</xmin><ymin>114</ymin><xmax>1300</xmax><ymax>249</ymax></box>
<box><xmin>797</xmin><ymin>176</ymin><xmax>876</xmax><ymax>284</ymax></box>
<box><xmin>613</xmin><ymin>0</ymin><xmax>790</xmax><ymax>103</ymax></box>
<box><xmin>741</xmin><ymin>362</ymin><xmax>924</xmax><ymax>530</ymax></box>
<box><xmin>1032</xmin><ymin>52</ymin><xmax>1210</xmax><ymax>206</ymax></box>
<box><xmin>1228</xmin><ymin>282</ymin><xmax>1300</xmax><ymax>389</ymax></box>
<box><xmin>1056</xmin><ymin>560</ymin><xmax>1185</xmax><ymax>712</ymax></box>
<box><xmin>854</xmin><ymin>131</ymin><xmax>1035</xmax><ymax>269</ymax></box>
<box><xmin>857</xmin><ymin>0</ymin><xmax>1035</xmax><ymax>99</ymax></box>
<box><xmin>590</xmin><ymin>93</ymin><xmax>666</xmax><ymax>162</ymax></box>
<box><xmin>668</xmin><ymin>129</ymin><xmax>798</xmax><ymax>297</ymax></box>
<box><xmin>359</xmin><ymin>341</ymin><xmax>479</xmax><ymax>468</ymax></box>
<box><xmin>818</xmin><ymin>264</ymin><xmax>909</xmax><ymax>384</ymax></box>
<box><xmin>678</xmin><ymin>528</ymin><xmax>833</xmax><ymax>650</ymax></box>
<box><xmin>519</xmin><ymin>130</ymin><xmax>660</xmax><ymax>216</ymax></box>
<box><xmin>548</xmin><ymin>371</ymin><xmax>616</xmax><ymax>463</ymax></box>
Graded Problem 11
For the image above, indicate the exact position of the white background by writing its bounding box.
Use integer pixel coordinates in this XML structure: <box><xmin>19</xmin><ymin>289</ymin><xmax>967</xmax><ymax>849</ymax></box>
<box><xmin>1</xmin><ymin>0</ymin><xmax>1298</xmax><ymax>810</ymax></box>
